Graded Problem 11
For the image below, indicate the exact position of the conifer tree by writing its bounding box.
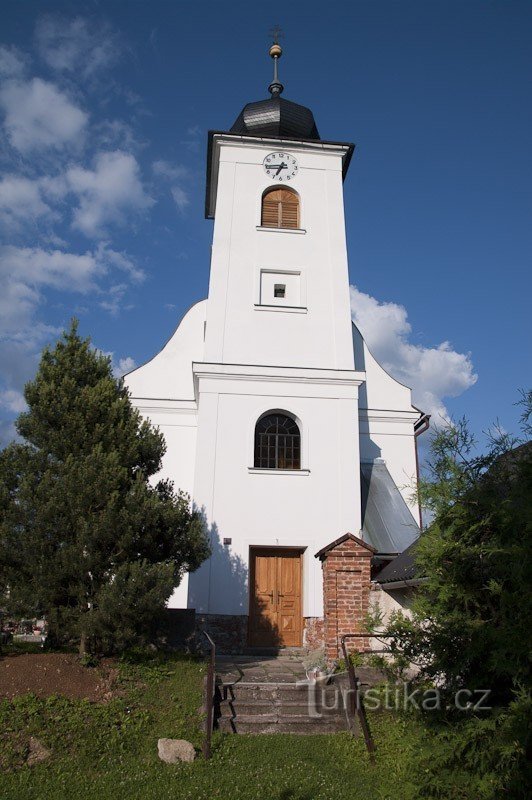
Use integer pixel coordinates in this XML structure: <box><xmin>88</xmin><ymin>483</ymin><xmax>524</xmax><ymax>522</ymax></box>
<box><xmin>0</xmin><ymin>321</ymin><xmax>209</xmax><ymax>654</ymax></box>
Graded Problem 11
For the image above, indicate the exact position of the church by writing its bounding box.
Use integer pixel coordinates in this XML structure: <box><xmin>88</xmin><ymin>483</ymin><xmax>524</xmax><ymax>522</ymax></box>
<box><xmin>125</xmin><ymin>43</ymin><xmax>426</xmax><ymax>657</ymax></box>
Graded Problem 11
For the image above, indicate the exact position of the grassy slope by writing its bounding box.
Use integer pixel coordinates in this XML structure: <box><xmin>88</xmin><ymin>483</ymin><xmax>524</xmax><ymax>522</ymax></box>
<box><xmin>0</xmin><ymin>652</ymin><xmax>426</xmax><ymax>800</ymax></box>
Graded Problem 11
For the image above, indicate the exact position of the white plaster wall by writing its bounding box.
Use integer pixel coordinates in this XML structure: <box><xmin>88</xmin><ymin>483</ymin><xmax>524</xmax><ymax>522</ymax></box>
<box><xmin>369</xmin><ymin>583</ymin><xmax>415</xmax><ymax>653</ymax></box>
<box><xmin>125</xmin><ymin>300</ymin><xmax>206</xmax><ymax>400</ymax></box>
<box><xmin>121</xmin><ymin>134</ymin><xmax>424</xmax><ymax>619</ymax></box>
<box><xmin>124</xmin><ymin>302</ymin><xmax>207</xmax><ymax>607</ymax></box>
<box><xmin>204</xmin><ymin>140</ymin><xmax>355</xmax><ymax>371</ymax></box>
<box><xmin>353</xmin><ymin>323</ymin><xmax>420</xmax><ymax>521</ymax></box>
<box><xmin>125</xmin><ymin>403</ymin><xmax>199</xmax><ymax>608</ymax></box>
<box><xmin>188</xmin><ymin>369</ymin><xmax>362</xmax><ymax>617</ymax></box>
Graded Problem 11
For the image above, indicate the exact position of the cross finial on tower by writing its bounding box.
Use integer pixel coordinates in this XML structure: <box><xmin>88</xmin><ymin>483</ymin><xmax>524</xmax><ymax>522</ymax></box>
<box><xmin>269</xmin><ymin>24</ymin><xmax>284</xmax><ymax>45</ymax></box>
<box><xmin>268</xmin><ymin>25</ymin><xmax>284</xmax><ymax>97</ymax></box>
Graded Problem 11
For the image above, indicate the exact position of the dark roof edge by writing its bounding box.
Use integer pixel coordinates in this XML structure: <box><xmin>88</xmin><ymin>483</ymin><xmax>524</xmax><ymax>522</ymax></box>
<box><xmin>373</xmin><ymin>540</ymin><xmax>423</xmax><ymax>585</ymax></box>
<box><xmin>375</xmin><ymin>577</ymin><xmax>428</xmax><ymax>589</ymax></box>
<box><xmin>205</xmin><ymin>130</ymin><xmax>355</xmax><ymax>219</ymax></box>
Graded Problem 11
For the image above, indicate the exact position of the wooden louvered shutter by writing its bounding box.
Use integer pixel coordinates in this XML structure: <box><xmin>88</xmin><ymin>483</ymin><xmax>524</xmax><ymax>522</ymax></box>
<box><xmin>280</xmin><ymin>190</ymin><xmax>299</xmax><ymax>229</ymax></box>
<box><xmin>262</xmin><ymin>190</ymin><xmax>281</xmax><ymax>227</ymax></box>
<box><xmin>261</xmin><ymin>189</ymin><xmax>299</xmax><ymax>229</ymax></box>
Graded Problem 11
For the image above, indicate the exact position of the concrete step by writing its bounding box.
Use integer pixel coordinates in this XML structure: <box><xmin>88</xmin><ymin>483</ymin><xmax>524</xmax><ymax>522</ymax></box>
<box><xmin>217</xmin><ymin>699</ymin><xmax>346</xmax><ymax>718</ymax></box>
<box><xmin>219</xmin><ymin>682</ymin><xmax>311</xmax><ymax>703</ymax></box>
<box><xmin>217</xmin><ymin>714</ymin><xmax>347</xmax><ymax>735</ymax></box>
<box><xmin>215</xmin><ymin>678</ymin><xmax>350</xmax><ymax>735</ymax></box>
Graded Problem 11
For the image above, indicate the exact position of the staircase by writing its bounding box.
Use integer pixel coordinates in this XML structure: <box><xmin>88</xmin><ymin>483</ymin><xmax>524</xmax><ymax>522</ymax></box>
<box><xmin>215</xmin><ymin>677</ymin><xmax>350</xmax><ymax>734</ymax></box>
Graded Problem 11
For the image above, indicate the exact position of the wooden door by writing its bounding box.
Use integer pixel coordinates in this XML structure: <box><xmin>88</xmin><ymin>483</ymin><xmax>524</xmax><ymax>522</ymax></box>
<box><xmin>249</xmin><ymin>549</ymin><xmax>302</xmax><ymax>647</ymax></box>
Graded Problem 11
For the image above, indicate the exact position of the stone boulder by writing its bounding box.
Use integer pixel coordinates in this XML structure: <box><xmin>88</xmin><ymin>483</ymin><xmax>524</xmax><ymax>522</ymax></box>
<box><xmin>157</xmin><ymin>738</ymin><xmax>196</xmax><ymax>764</ymax></box>
<box><xmin>27</xmin><ymin>737</ymin><xmax>51</xmax><ymax>766</ymax></box>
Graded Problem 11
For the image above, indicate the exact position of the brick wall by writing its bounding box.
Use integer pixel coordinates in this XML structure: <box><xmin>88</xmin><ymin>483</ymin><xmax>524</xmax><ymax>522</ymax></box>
<box><xmin>316</xmin><ymin>534</ymin><xmax>375</xmax><ymax>663</ymax></box>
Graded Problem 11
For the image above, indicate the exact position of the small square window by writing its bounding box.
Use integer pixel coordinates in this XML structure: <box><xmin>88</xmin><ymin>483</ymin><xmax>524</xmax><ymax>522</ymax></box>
<box><xmin>274</xmin><ymin>284</ymin><xmax>286</xmax><ymax>298</ymax></box>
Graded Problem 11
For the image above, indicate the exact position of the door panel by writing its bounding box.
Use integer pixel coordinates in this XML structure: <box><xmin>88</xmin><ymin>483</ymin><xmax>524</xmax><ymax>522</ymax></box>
<box><xmin>249</xmin><ymin>549</ymin><xmax>302</xmax><ymax>647</ymax></box>
<box><xmin>250</xmin><ymin>552</ymin><xmax>277</xmax><ymax>643</ymax></box>
<box><xmin>277</xmin><ymin>553</ymin><xmax>302</xmax><ymax>647</ymax></box>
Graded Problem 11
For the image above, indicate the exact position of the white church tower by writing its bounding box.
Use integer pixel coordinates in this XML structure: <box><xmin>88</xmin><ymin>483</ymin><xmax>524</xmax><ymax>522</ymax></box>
<box><xmin>125</xmin><ymin>42</ymin><xmax>423</xmax><ymax>652</ymax></box>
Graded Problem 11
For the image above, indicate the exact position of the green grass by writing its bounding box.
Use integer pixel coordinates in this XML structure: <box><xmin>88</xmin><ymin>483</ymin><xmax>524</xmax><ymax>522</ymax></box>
<box><xmin>0</xmin><ymin>651</ymin><xmax>428</xmax><ymax>800</ymax></box>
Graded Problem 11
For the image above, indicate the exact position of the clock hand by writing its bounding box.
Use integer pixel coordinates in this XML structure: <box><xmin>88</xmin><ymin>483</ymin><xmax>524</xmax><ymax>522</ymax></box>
<box><xmin>275</xmin><ymin>162</ymin><xmax>287</xmax><ymax>176</ymax></box>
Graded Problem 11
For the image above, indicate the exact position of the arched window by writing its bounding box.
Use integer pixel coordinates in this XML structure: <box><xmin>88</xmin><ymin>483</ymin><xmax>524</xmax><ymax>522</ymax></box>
<box><xmin>254</xmin><ymin>412</ymin><xmax>301</xmax><ymax>470</ymax></box>
<box><xmin>261</xmin><ymin>187</ymin><xmax>300</xmax><ymax>229</ymax></box>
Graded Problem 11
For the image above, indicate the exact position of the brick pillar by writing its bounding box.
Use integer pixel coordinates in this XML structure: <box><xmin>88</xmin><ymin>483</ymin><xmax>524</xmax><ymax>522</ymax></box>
<box><xmin>315</xmin><ymin>533</ymin><xmax>376</xmax><ymax>663</ymax></box>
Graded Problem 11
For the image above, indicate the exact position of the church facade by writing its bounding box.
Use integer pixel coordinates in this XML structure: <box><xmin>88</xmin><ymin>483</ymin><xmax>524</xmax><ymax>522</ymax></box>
<box><xmin>125</xmin><ymin>45</ymin><xmax>424</xmax><ymax>653</ymax></box>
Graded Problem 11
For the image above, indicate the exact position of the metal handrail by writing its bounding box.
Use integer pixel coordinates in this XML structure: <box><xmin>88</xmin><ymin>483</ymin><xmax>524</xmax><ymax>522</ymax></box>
<box><xmin>340</xmin><ymin>633</ymin><xmax>377</xmax><ymax>762</ymax></box>
<box><xmin>202</xmin><ymin>630</ymin><xmax>216</xmax><ymax>759</ymax></box>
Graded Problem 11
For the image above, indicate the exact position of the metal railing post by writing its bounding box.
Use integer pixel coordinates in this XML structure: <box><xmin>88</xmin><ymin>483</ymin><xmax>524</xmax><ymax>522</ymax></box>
<box><xmin>341</xmin><ymin>633</ymin><xmax>377</xmax><ymax>762</ymax></box>
<box><xmin>202</xmin><ymin>631</ymin><xmax>216</xmax><ymax>759</ymax></box>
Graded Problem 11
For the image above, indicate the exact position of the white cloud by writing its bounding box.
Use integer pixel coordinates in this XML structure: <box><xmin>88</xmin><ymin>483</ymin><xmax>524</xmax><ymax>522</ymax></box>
<box><xmin>171</xmin><ymin>186</ymin><xmax>190</xmax><ymax>212</ymax></box>
<box><xmin>0</xmin><ymin>389</ymin><xmax>27</xmax><ymax>413</ymax></box>
<box><xmin>116</xmin><ymin>356</ymin><xmax>136</xmax><ymax>376</ymax></box>
<box><xmin>0</xmin><ymin>243</ymin><xmax>143</xmax><ymax>438</ymax></box>
<box><xmin>35</xmin><ymin>16</ymin><xmax>121</xmax><ymax>78</ymax></box>
<box><xmin>153</xmin><ymin>159</ymin><xmax>190</xmax><ymax>212</ymax></box>
<box><xmin>99</xmin><ymin>283</ymin><xmax>129</xmax><ymax>316</ymax></box>
<box><xmin>171</xmin><ymin>186</ymin><xmax>190</xmax><ymax>211</ymax></box>
<box><xmin>0</xmin><ymin>45</ymin><xmax>27</xmax><ymax>79</ymax></box>
<box><xmin>0</xmin><ymin>244</ymin><xmax>141</xmax><ymax>336</ymax></box>
<box><xmin>0</xmin><ymin>417</ymin><xmax>19</xmax><ymax>447</ymax></box>
<box><xmin>0</xmin><ymin>245</ymin><xmax>104</xmax><ymax>298</ymax></box>
<box><xmin>98</xmin><ymin>350</ymin><xmax>136</xmax><ymax>378</ymax></box>
<box><xmin>0</xmin><ymin>319</ymin><xmax>59</xmax><ymax>448</ymax></box>
<box><xmin>67</xmin><ymin>150</ymin><xmax>154</xmax><ymax>236</ymax></box>
<box><xmin>350</xmin><ymin>285</ymin><xmax>477</xmax><ymax>424</ymax></box>
<box><xmin>95</xmin><ymin>242</ymin><xmax>145</xmax><ymax>283</ymax></box>
<box><xmin>0</xmin><ymin>174</ymin><xmax>57</xmax><ymax>229</ymax></box>
<box><xmin>0</xmin><ymin>280</ymin><xmax>40</xmax><ymax>334</ymax></box>
<box><xmin>0</xmin><ymin>158</ymin><xmax>154</xmax><ymax>240</ymax></box>
<box><xmin>95</xmin><ymin>119</ymin><xmax>142</xmax><ymax>152</ymax></box>
<box><xmin>0</xmin><ymin>77</ymin><xmax>87</xmax><ymax>152</ymax></box>
<box><xmin>152</xmin><ymin>160</ymin><xmax>188</xmax><ymax>182</ymax></box>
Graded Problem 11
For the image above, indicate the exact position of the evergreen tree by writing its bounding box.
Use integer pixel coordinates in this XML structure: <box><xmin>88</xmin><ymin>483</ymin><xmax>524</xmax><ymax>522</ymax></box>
<box><xmin>0</xmin><ymin>321</ymin><xmax>209</xmax><ymax>654</ymax></box>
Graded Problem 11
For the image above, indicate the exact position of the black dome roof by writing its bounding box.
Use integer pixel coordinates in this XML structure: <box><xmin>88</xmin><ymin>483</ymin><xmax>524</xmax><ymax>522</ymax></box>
<box><xmin>230</xmin><ymin>96</ymin><xmax>320</xmax><ymax>141</ymax></box>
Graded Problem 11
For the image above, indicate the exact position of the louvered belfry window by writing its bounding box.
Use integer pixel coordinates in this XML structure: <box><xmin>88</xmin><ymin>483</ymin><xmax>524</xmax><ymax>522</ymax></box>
<box><xmin>254</xmin><ymin>413</ymin><xmax>301</xmax><ymax>470</ymax></box>
<box><xmin>261</xmin><ymin>188</ymin><xmax>300</xmax><ymax>229</ymax></box>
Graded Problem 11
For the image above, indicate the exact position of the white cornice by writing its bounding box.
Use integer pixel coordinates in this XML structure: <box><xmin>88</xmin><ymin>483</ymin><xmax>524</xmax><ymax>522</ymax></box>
<box><xmin>192</xmin><ymin>361</ymin><xmax>365</xmax><ymax>388</ymax></box>
<box><xmin>130</xmin><ymin>399</ymin><xmax>197</xmax><ymax>414</ymax></box>
<box><xmin>212</xmin><ymin>133</ymin><xmax>351</xmax><ymax>157</ymax></box>
<box><xmin>359</xmin><ymin>408</ymin><xmax>420</xmax><ymax>424</ymax></box>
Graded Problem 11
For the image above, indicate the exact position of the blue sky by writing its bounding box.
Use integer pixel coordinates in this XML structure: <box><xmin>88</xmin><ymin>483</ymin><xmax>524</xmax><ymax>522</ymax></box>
<box><xmin>0</xmin><ymin>0</ymin><xmax>530</xmax><ymax>450</ymax></box>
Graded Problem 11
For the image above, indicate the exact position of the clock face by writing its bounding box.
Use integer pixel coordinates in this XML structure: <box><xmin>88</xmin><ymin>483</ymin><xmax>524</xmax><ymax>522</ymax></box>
<box><xmin>263</xmin><ymin>152</ymin><xmax>298</xmax><ymax>182</ymax></box>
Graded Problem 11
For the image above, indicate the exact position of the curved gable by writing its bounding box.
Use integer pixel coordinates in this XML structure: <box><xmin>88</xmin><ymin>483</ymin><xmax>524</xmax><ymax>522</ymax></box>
<box><xmin>124</xmin><ymin>300</ymin><xmax>207</xmax><ymax>400</ymax></box>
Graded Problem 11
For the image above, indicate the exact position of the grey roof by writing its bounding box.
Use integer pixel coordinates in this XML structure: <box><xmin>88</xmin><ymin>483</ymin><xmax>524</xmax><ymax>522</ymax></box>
<box><xmin>360</xmin><ymin>461</ymin><xmax>420</xmax><ymax>555</ymax></box>
<box><xmin>230</xmin><ymin>96</ymin><xmax>320</xmax><ymax>140</ymax></box>
<box><xmin>374</xmin><ymin>541</ymin><xmax>420</xmax><ymax>585</ymax></box>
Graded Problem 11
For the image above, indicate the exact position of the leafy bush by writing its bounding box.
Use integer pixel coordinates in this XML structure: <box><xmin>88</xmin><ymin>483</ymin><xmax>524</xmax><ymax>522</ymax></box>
<box><xmin>385</xmin><ymin>395</ymin><xmax>532</xmax><ymax>798</ymax></box>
